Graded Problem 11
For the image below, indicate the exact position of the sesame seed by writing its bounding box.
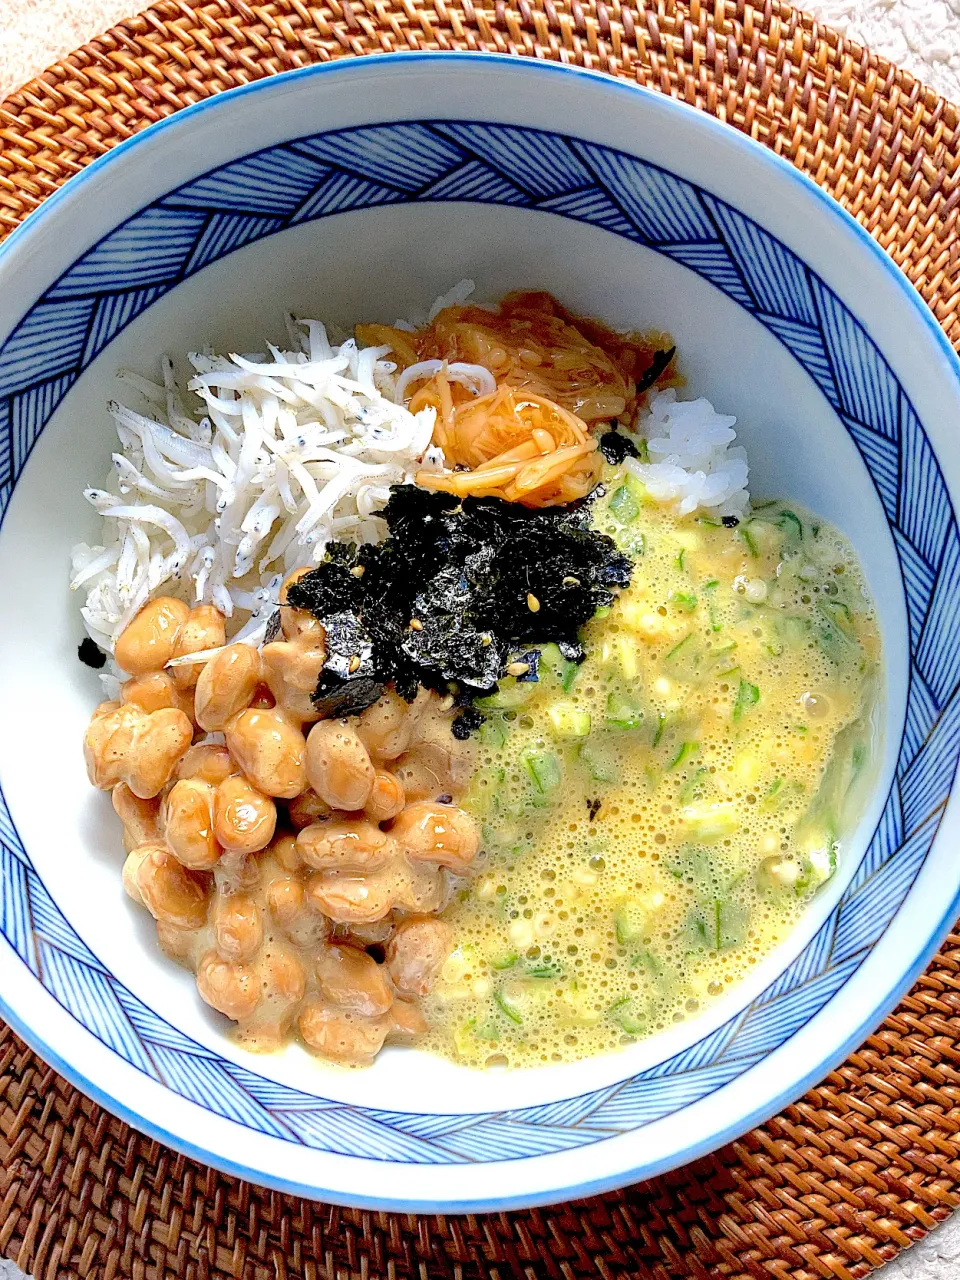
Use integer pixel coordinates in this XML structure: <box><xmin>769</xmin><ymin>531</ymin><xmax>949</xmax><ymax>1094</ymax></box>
<box><xmin>562</xmin><ymin>576</ymin><xmax>580</xmax><ymax>587</ymax></box>
<box><xmin>506</xmin><ymin>661</ymin><xmax>530</xmax><ymax>677</ymax></box>
<box><xmin>526</xmin><ymin>593</ymin><xmax>541</xmax><ymax>613</ymax></box>
<box><xmin>409</xmin><ymin>619</ymin><xmax>423</xmax><ymax>631</ymax></box>
<box><xmin>348</xmin><ymin>655</ymin><xmax>361</xmax><ymax>673</ymax></box>
<box><xmin>481</xmin><ymin>634</ymin><xmax>492</xmax><ymax>647</ymax></box>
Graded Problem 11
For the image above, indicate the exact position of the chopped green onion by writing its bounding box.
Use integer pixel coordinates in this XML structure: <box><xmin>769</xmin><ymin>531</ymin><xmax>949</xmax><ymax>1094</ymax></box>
<box><xmin>777</xmin><ymin>510</ymin><xmax>804</xmax><ymax>551</ymax></box>
<box><xmin>547</xmin><ymin>701</ymin><xmax>592</xmax><ymax>738</ymax></box>
<box><xmin>777</xmin><ymin>615</ymin><xmax>809</xmax><ymax>647</ymax></box>
<box><xmin>710</xmin><ymin>640</ymin><xmax>738</xmax><ymax>669</ymax></box>
<box><xmin>631</xmin><ymin>950</ymin><xmax>664</xmax><ymax>980</ymax></box>
<box><xmin>738</xmin><ymin>523</ymin><xmax>760</xmax><ymax>557</ymax></box>
<box><xmin>666</xmin><ymin>633</ymin><xmax>694</xmax><ymax>662</ymax></box>
<box><xmin>688</xmin><ymin>896</ymin><xmax>748</xmax><ymax>950</ymax></box>
<box><xmin>579</xmin><ymin>740</ymin><xmax>619</xmax><ymax>784</ymax></box>
<box><xmin>609</xmin><ymin>484</ymin><xmax>640</xmax><ymax>524</ymax></box>
<box><xmin>614</xmin><ymin>901</ymin><xmax>646</xmax><ymax>945</ymax></box>
<box><xmin>818</xmin><ymin>598</ymin><xmax>856</xmax><ymax>637</ymax></box>
<box><xmin>733</xmin><ymin>679</ymin><xmax>760</xmax><ymax>721</ymax></box>
<box><xmin>679</xmin><ymin>766</ymin><xmax>711</xmax><ymax>805</ymax></box>
<box><xmin>669</xmin><ymin>590</ymin><xmax>698</xmax><ymax>612</ymax></box>
<box><xmin>494</xmin><ymin>991</ymin><xmax>523</xmax><ymax>1024</ymax></box>
<box><xmin>702</xmin><ymin>580</ymin><xmax>722</xmax><ymax>632</ymax></box>
<box><xmin>815</xmin><ymin>599</ymin><xmax>855</xmax><ymax>663</ymax></box>
<box><xmin>652</xmin><ymin>712</ymin><xmax>668</xmax><ymax>747</ymax></box>
<box><xmin>606</xmin><ymin>692</ymin><xmax>644</xmax><ymax>730</ymax></box>
<box><xmin>762</xmin><ymin>778</ymin><xmax>805</xmax><ymax>811</ymax></box>
<box><xmin>476</xmin><ymin>679</ymin><xmax>537</xmax><ymax>711</ymax></box>
<box><xmin>676</xmin><ymin>548</ymin><xmax>686</xmax><ymax>571</ymax></box>
<box><xmin>523</xmin><ymin>749</ymin><xmax>562</xmax><ymax>794</ymax></box>
<box><xmin>608</xmin><ymin>996</ymin><xmax>646</xmax><ymax>1035</ymax></box>
<box><xmin>668</xmin><ymin>740</ymin><xmax>699</xmax><ymax>770</ymax></box>
<box><xmin>490</xmin><ymin>953</ymin><xmax>518</xmax><ymax>970</ymax></box>
<box><xmin>539</xmin><ymin>643</ymin><xmax>580</xmax><ymax>693</ymax></box>
<box><xmin>478</xmin><ymin>717</ymin><xmax>508</xmax><ymax>749</ymax></box>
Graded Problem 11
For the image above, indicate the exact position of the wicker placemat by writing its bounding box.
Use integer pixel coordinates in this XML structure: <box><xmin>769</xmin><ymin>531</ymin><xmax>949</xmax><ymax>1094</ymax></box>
<box><xmin>1</xmin><ymin>4</ymin><xmax>960</xmax><ymax>1277</ymax></box>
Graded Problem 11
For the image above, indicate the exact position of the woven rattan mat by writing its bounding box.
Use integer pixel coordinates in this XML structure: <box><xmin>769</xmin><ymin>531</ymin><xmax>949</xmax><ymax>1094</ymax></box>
<box><xmin>2</xmin><ymin>4</ymin><xmax>960</xmax><ymax>1278</ymax></box>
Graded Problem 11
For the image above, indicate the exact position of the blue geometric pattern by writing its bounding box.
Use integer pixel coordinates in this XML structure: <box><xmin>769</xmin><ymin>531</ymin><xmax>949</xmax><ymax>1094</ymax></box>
<box><xmin>0</xmin><ymin>120</ymin><xmax>958</xmax><ymax>1164</ymax></box>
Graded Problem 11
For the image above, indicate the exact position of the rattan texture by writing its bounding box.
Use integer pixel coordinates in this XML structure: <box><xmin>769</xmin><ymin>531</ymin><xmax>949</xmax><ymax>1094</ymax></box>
<box><xmin>1</xmin><ymin>2</ymin><xmax>960</xmax><ymax>1277</ymax></box>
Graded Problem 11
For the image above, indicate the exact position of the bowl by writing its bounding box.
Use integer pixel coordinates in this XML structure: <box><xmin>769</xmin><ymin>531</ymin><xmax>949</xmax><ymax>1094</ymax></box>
<box><xmin>1</xmin><ymin>52</ymin><xmax>959</xmax><ymax>1213</ymax></box>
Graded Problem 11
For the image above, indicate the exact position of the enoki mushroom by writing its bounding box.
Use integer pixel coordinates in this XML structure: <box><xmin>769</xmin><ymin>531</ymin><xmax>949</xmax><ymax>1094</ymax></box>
<box><xmin>412</xmin><ymin>376</ymin><xmax>601</xmax><ymax>508</ymax></box>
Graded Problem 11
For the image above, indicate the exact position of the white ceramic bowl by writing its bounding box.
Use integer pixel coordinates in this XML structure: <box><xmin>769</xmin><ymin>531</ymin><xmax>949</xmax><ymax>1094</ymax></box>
<box><xmin>1</xmin><ymin>52</ymin><xmax>960</xmax><ymax>1213</ymax></box>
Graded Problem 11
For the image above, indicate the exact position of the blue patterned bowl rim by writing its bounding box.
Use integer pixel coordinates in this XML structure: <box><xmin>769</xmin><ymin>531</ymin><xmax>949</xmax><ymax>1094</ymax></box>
<box><xmin>1</xmin><ymin>52</ymin><xmax>960</xmax><ymax>1210</ymax></box>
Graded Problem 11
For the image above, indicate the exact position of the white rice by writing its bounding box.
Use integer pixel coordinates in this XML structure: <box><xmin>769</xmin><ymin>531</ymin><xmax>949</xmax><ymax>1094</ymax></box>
<box><xmin>626</xmin><ymin>389</ymin><xmax>750</xmax><ymax>519</ymax></box>
<box><xmin>71</xmin><ymin>294</ymin><xmax>751</xmax><ymax>668</ymax></box>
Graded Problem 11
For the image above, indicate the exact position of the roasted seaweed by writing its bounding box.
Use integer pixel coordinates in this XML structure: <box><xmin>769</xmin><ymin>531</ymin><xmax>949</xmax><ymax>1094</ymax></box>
<box><xmin>635</xmin><ymin>346</ymin><xmax>676</xmax><ymax>394</ymax></box>
<box><xmin>287</xmin><ymin>486</ymin><xmax>632</xmax><ymax>716</ymax></box>
<box><xmin>77</xmin><ymin>637</ymin><xmax>106</xmax><ymax>669</ymax></box>
<box><xmin>598</xmin><ymin>430</ymin><xmax>640</xmax><ymax>465</ymax></box>
<box><xmin>310</xmin><ymin>610</ymin><xmax>386</xmax><ymax>718</ymax></box>
<box><xmin>451</xmin><ymin>708</ymin><xmax>485</xmax><ymax>740</ymax></box>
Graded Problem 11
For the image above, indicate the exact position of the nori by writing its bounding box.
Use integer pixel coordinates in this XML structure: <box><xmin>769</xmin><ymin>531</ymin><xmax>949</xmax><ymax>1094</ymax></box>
<box><xmin>635</xmin><ymin>346</ymin><xmax>676</xmax><ymax>394</ymax></box>
<box><xmin>598</xmin><ymin>430</ymin><xmax>640</xmax><ymax>465</ymax></box>
<box><xmin>309</xmin><ymin>610</ymin><xmax>386</xmax><ymax>718</ymax></box>
<box><xmin>451</xmin><ymin>708</ymin><xmax>485</xmax><ymax>740</ymax></box>
<box><xmin>77</xmin><ymin>637</ymin><xmax>106</xmax><ymax>669</ymax></box>
<box><xmin>287</xmin><ymin>486</ymin><xmax>633</xmax><ymax>716</ymax></box>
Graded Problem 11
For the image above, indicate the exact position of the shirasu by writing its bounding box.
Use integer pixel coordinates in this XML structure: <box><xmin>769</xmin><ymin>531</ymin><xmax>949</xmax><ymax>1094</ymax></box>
<box><xmin>68</xmin><ymin>315</ymin><xmax>490</xmax><ymax>655</ymax></box>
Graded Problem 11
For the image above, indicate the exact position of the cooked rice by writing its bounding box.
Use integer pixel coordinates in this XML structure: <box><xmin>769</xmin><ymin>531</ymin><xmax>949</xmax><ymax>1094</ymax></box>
<box><xmin>626</xmin><ymin>389</ymin><xmax>750</xmax><ymax>518</ymax></box>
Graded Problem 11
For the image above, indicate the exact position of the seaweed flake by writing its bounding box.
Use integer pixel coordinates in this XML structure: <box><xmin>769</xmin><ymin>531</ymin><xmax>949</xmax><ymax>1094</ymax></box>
<box><xmin>558</xmin><ymin>640</ymin><xmax>586</xmax><ymax>664</ymax></box>
<box><xmin>287</xmin><ymin>487</ymin><xmax>633</xmax><ymax>717</ymax></box>
<box><xmin>598</xmin><ymin>431</ymin><xmax>640</xmax><ymax>465</ymax></box>
<box><xmin>78</xmin><ymin>637</ymin><xmax>106</xmax><ymax>669</ymax></box>
<box><xmin>452</xmin><ymin>707</ymin><xmax>485</xmax><ymax>740</ymax></box>
<box><xmin>514</xmin><ymin>649</ymin><xmax>542</xmax><ymax>682</ymax></box>
<box><xmin>635</xmin><ymin>346</ymin><xmax>676</xmax><ymax>394</ymax></box>
<box><xmin>310</xmin><ymin>610</ymin><xmax>386</xmax><ymax>718</ymax></box>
